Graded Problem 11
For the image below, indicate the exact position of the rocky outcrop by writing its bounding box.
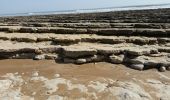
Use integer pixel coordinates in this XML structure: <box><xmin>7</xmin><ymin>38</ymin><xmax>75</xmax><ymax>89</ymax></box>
<box><xmin>0</xmin><ymin>8</ymin><xmax>169</xmax><ymax>72</ymax></box>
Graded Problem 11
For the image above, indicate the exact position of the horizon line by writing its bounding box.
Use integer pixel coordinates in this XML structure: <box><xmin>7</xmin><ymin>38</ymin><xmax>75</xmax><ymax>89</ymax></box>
<box><xmin>1</xmin><ymin>2</ymin><xmax>170</xmax><ymax>17</ymax></box>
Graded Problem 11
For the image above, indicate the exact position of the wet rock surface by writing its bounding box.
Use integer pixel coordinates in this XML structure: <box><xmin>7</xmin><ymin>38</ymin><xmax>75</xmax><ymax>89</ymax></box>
<box><xmin>0</xmin><ymin>8</ymin><xmax>170</xmax><ymax>99</ymax></box>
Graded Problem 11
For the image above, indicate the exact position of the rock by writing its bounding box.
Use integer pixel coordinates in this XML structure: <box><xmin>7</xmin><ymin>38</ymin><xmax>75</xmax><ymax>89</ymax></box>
<box><xmin>160</xmin><ymin>60</ymin><xmax>170</xmax><ymax>67</ymax></box>
<box><xmin>44</xmin><ymin>54</ymin><xmax>58</xmax><ymax>60</ymax></box>
<box><xmin>62</xmin><ymin>46</ymin><xmax>97</xmax><ymax>58</ymax></box>
<box><xmin>126</xmin><ymin>49</ymin><xmax>145</xmax><ymax>56</ymax></box>
<box><xmin>12</xmin><ymin>53</ymin><xmax>35</xmax><ymax>59</ymax></box>
<box><xmin>110</xmin><ymin>81</ymin><xmax>152</xmax><ymax>100</ymax></box>
<box><xmin>39</xmin><ymin>46</ymin><xmax>61</xmax><ymax>53</ymax></box>
<box><xmin>168</xmin><ymin>54</ymin><xmax>170</xmax><ymax>58</ymax></box>
<box><xmin>77</xmin><ymin>55</ymin><xmax>105</xmax><ymax>63</ymax></box>
<box><xmin>159</xmin><ymin>66</ymin><xmax>166</xmax><ymax>72</ymax></box>
<box><xmin>144</xmin><ymin>60</ymin><xmax>158</xmax><ymax>69</ymax></box>
<box><xmin>53</xmin><ymin>37</ymin><xmax>81</xmax><ymax>44</ymax></box>
<box><xmin>32</xmin><ymin>71</ymin><xmax>39</xmax><ymax>77</ymax></box>
<box><xmin>97</xmin><ymin>48</ymin><xmax>122</xmax><ymax>55</ymax></box>
<box><xmin>76</xmin><ymin>59</ymin><xmax>87</xmax><ymax>64</ymax></box>
<box><xmin>19</xmin><ymin>27</ymin><xmax>37</xmax><ymax>33</ymax></box>
<box><xmin>166</xmin><ymin>66</ymin><xmax>170</xmax><ymax>71</ymax></box>
<box><xmin>109</xmin><ymin>55</ymin><xmax>124</xmax><ymax>64</ymax></box>
<box><xmin>33</xmin><ymin>54</ymin><xmax>45</xmax><ymax>60</ymax></box>
<box><xmin>11</xmin><ymin>36</ymin><xmax>37</xmax><ymax>42</ymax></box>
<box><xmin>34</xmin><ymin>49</ymin><xmax>43</xmax><ymax>54</ymax></box>
<box><xmin>126</xmin><ymin>48</ymin><xmax>158</xmax><ymax>56</ymax></box>
<box><xmin>124</xmin><ymin>56</ymin><xmax>145</xmax><ymax>64</ymax></box>
<box><xmin>63</xmin><ymin>58</ymin><xmax>75</xmax><ymax>63</ymax></box>
<box><xmin>130</xmin><ymin>64</ymin><xmax>144</xmax><ymax>71</ymax></box>
<box><xmin>158</xmin><ymin>47</ymin><xmax>170</xmax><ymax>53</ymax></box>
<box><xmin>89</xmin><ymin>55</ymin><xmax>105</xmax><ymax>62</ymax></box>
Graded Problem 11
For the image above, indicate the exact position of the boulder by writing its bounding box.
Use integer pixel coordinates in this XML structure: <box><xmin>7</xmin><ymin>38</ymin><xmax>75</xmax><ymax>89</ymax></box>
<box><xmin>124</xmin><ymin>56</ymin><xmax>146</xmax><ymax>64</ymax></box>
<box><xmin>88</xmin><ymin>55</ymin><xmax>105</xmax><ymax>62</ymax></box>
<box><xmin>126</xmin><ymin>49</ymin><xmax>146</xmax><ymax>56</ymax></box>
<box><xmin>144</xmin><ymin>60</ymin><xmax>158</xmax><ymax>69</ymax></box>
<box><xmin>130</xmin><ymin>64</ymin><xmax>144</xmax><ymax>71</ymax></box>
<box><xmin>109</xmin><ymin>54</ymin><xmax>124</xmax><ymax>64</ymax></box>
<box><xmin>76</xmin><ymin>59</ymin><xmax>87</xmax><ymax>64</ymax></box>
<box><xmin>63</xmin><ymin>58</ymin><xmax>75</xmax><ymax>63</ymax></box>
<box><xmin>33</xmin><ymin>54</ymin><xmax>45</xmax><ymax>60</ymax></box>
<box><xmin>44</xmin><ymin>54</ymin><xmax>58</xmax><ymax>60</ymax></box>
<box><xmin>159</xmin><ymin>66</ymin><xmax>166</xmax><ymax>72</ymax></box>
<box><xmin>82</xmin><ymin>55</ymin><xmax>105</xmax><ymax>63</ymax></box>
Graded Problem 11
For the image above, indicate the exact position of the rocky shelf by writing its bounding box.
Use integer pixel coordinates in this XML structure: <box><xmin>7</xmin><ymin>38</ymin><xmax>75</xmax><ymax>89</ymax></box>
<box><xmin>0</xmin><ymin>8</ymin><xmax>169</xmax><ymax>72</ymax></box>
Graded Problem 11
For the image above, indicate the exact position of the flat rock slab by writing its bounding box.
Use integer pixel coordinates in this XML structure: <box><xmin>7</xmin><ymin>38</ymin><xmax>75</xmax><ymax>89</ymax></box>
<box><xmin>62</xmin><ymin>46</ymin><xmax>97</xmax><ymax>58</ymax></box>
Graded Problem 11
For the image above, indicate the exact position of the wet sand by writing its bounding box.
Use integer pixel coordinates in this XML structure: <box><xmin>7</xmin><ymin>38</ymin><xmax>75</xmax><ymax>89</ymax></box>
<box><xmin>0</xmin><ymin>59</ymin><xmax>169</xmax><ymax>100</ymax></box>
<box><xmin>0</xmin><ymin>59</ymin><xmax>165</xmax><ymax>80</ymax></box>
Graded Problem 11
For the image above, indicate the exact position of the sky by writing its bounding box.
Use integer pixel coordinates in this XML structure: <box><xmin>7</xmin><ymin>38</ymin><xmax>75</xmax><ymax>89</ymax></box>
<box><xmin>0</xmin><ymin>0</ymin><xmax>170</xmax><ymax>14</ymax></box>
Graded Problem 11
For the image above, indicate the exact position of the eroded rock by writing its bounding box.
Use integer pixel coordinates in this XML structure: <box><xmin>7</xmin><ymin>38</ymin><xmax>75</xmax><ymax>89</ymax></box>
<box><xmin>62</xmin><ymin>46</ymin><xmax>97</xmax><ymax>58</ymax></box>
<box><xmin>109</xmin><ymin>54</ymin><xmax>124</xmax><ymax>64</ymax></box>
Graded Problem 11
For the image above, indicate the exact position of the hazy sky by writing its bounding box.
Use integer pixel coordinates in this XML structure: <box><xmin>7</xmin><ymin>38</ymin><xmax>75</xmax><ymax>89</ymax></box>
<box><xmin>0</xmin><ymin>0</ymin><xmax>170</xmax><ymax>14</ymax></box>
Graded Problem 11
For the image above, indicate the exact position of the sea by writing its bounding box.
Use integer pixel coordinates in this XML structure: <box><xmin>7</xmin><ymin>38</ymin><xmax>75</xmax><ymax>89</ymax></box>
<box><xmin>1</xmin><ymin>3</ymin><xmax>170</xmax><ymax>17</ymax></box>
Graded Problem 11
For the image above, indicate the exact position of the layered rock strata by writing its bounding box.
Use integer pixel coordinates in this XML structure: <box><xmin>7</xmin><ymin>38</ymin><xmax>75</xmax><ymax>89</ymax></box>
<box><xmin>0</xmin><ymin>8</ymin><xmax>169</xmax><ymax>71</ymax></box>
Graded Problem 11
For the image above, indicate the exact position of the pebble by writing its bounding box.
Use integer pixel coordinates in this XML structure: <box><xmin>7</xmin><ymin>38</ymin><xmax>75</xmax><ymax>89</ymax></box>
<box><xmin>159</xmin><ymin>66</ymin><xmax>166</xmax><ymax>72</ymax></box>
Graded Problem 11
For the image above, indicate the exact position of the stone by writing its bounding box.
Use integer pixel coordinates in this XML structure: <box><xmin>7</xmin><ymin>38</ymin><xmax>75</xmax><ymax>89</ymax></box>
<box><xmin>89</xmin><ymin>55</ymin><xmax>105</xmax><ymax>62</ymax></box>
<box><xmin>39</xmin><ymin>46</ymin><xmax>61</xmax><ymax>53</ymax></box>
<box><xmin>32</xmin><ymin>71</ymin><xmax>39</xmax><ymax>77</ymax></box>
<box><xmin>63</xmin><ymin>58</ymin><xmax>75</xmax><ymax>63</ymax></box>
<box><xmin>19</xmin><ymin>27</ymin><xmax>37</xmax><ymax>33</ymax></box>
<box><xmin>109</xmin><ymin>55</ymin><xmax>124</xmax><ymax>64</ymax></box>
<box><xmin>76</xmin><ymin>59</ymin><xmax>87</xmax><ymax>64</ymax></box>
<box><xmin>62</xmin><ymin>46</ymin><xmax>97</xmax><ymax>58</ymax></box>
<box><xmin>34</xmin><ymin>49</ymin><xmax>43</xmax><ymax>54</ymax></box>
<box><xmin>144</xmin><ymin>60</ymin><xmax>158</xmax><ymax>68</ymax></box>
<box><xmin>125</xmin><ymin>49</ymin><xmax>144</xmax><ymax>56</ymax></box>
<box><xmin>130</xmin><ymin>64</ymin><xmax>144</xmax><ymax>71</ymax></box>
<box><xmin>53</xmin><ymin>37</ymin><xmax>81</xmax><ymax>44</ymax></box>
<box><xmin>78</xmin><ymin>55</ymin><xmax>105</xmax><ymax>63</ymax></box>
<box><xmin>97</xmin><ymin>48</ymin><xmax>122</xmax><ymax>55</ymax></box>
<box><xmin>44</xmin><ymin>54</ymin><xmax>58</xmax><ymax>60</ymax></box>
<box><xmin>126</xmin><ymin>48</ymin><xmax>158</xmax><ymax>56</ymax></box>
<box><xmin>11</xmin><ymin>37</ymin><xmax>37</xmax><ymax>42</ymax></box>
<box><xmin>12</xmin><ymin>53</ymin><xmax>35</xmax><ymax>59</ymax></box>
<box><xmin>166</xmin><ymin>66</ymin><xmax>170</xmax><ymax>71</ymax></box>
<box><xmin>159</xmin><ymin>66</ymin><xmax>166</xmax><ymax>72</ymax></box>
<box><xmin>124</xmin><ymin>56</ymin><xmax>145</xmax><ymax>64</ymax></box>
<box><xmin>33</xmin><ymin>54</ymin><xmax>45</xmax><ymax>60</ymax></box>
